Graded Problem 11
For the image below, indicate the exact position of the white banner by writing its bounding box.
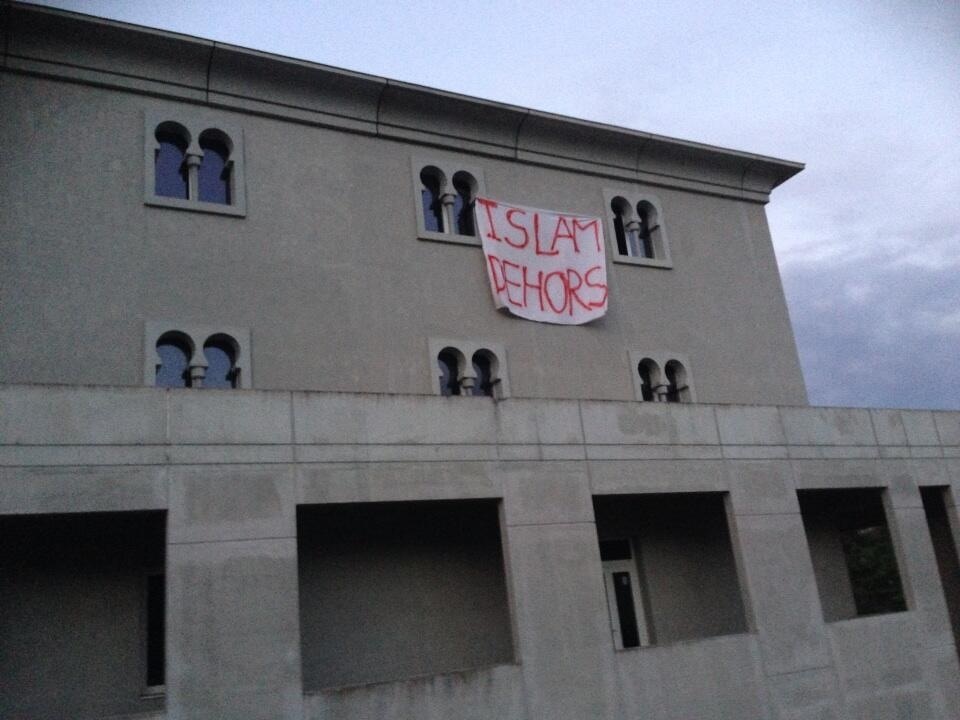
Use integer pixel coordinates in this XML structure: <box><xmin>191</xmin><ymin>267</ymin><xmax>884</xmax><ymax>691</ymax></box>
<box><xmin>475</xmin><ymin>197</ymin><xmax>608</xmax><ymax>325</ymax></box>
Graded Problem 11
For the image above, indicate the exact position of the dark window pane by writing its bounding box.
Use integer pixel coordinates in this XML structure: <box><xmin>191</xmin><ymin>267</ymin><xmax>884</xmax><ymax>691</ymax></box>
<box><xmin>472</xmin><ymin>353</ymin><xmax>493</xmax><ymax>397</ymax></box>
<box><xmin>613</xmin><ymin>572</ymin><xmax>641</xmax><ymax>648</ymax></box>
<box><xmin>203</xmin><ymin>339</ymin><xmax>236</xmax><ymax>389</ymax></box>
<box><xmin>438</xmin><ymin>351</ymin><xmax>460</xmax><ymax>396</ymax></box>
<box><xmin>453</xmin><ymin>176</ymin><xmax>475</xmax><ymax>236</ymax></box>
<box><xmin>198</xmin><ymin>136</ymin><xmax>230</xmax><ymax>204</ymax></box>
<box><xmin>156</xmin><ymin>338</ymin><xmax>190</xmax><ymax>388</ymax></box>
<box><xmin>614</xmin><ymin>214</ymin><xmax>627</xmax><ymax>255</ymax></box>
<box><xmin>599</xmin><ymin>539</ymin><xmax>632</xmax><ymax>561</ymax></box>
<box><xmin>155</xmin><ymin>132</ymin><xmax>187</xmax><ymax>199</ymax></box>
<box><xmin>665</xmin><ymin>364</ymin><xmax>680</xmax><ymax>403</ymax></box>
<box><xmin>420</xmin><ymin>170</ymin><xmax>444</xmax><ymax>232</ymax></box>
<box><xmin>638</xmin><ymin>363</ymin><xmax>654</xmax><ymax>402</ymax></box>
<box><xmin>638</xmin><ymin>207</ymin><xmax>654</xmax><ymax>258</ymax></box>
<box><xmin>146</xmin><ymin>573</ymin><xmax>165</xmax><ymax>687</ymax></box>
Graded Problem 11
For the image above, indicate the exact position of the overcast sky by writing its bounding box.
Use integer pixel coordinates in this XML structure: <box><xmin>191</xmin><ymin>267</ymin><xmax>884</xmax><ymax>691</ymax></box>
<box><xmin>31</xmin><ymin>0</ymin><xmax>960</xmax><ymax>409</ymax></box>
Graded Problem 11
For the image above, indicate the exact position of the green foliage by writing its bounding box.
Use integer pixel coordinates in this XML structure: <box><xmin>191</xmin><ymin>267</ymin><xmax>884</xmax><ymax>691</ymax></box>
<box><xmin>842</xmin><ymin>525</ymin><xmax>907</xmax><ymax>616</ymax></box>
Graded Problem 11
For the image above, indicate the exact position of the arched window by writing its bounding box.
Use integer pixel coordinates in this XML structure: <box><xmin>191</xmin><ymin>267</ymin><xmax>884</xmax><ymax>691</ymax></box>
<box><xmin>155</xmin><ymin>332</ymin><xmax>192</xmax><ymax>387</ymax></box>
<box><xmin>438</xmin><ymin>349</ymin><xmax>461</xmax><ymax>396</ymax></box>
<box><xmin>637</xmin><ymin>202</ymin><xmax>657</xmax><ymax>259</ymax></box>
<box><xmin>452</xmin><ymin>171</ymin><xmax>477</xmax><ymax>236</ymax></box>
<box><xmin>637</xmin><ymin>358</ymin><xmax>659</xmax><ymax>402</ymax></box>
<box><xmin>203</xmin><ymin>334</ymin><xmax>239</xmax><ymax>388</ymax></box>
<box><xmin>664</xmin><ymin>360</ymin><xmax>688</xmax><ymax>403</ymax></box>
<box><xmin>611</xmin><ymin>196</ymin><xmax>630</xmax><ymax>256</ymax></box>
<box><xmin>471</xmin><ymin>350</ymin><xmax>496</xmax><ymax>397</ymax></box>
<box><xmin>154</xmin><ymin>123</ymin><xmax>189</xmax><ymax>199</ymax></box>
<box><xmin>420</xmin><ymin>167</ymin><xmax>445</xmax><ymax>233</ymax></box>
<box><xmin>198</xmin><ymin>130</ymin><xmax>231</xmax><ymax>205</ymax></box>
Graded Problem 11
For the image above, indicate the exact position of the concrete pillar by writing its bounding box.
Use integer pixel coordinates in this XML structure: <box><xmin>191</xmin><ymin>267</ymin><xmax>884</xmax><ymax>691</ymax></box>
<box><xmin>499</xmin><ymin>461</ymin><xmax>619</xmax><ymax>720</ymax></box>
<box><xmin>165</xmin><ymin>465</ymin><xmax>303</xmax><ymax>720</ymax></box>
<box><xmin>726</xmin><ymin>460</ymin><xmax>843</xmax><ymax>720</ymax></box>
<box><xmin>887</xmin><ymin>482</ymin><xmax>960</xmax><ymax>719</ymax></box>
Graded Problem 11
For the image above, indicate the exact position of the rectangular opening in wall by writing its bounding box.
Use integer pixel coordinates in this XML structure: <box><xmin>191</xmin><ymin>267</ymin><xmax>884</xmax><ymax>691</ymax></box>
<box><xmin>0</xmin><ymin>511</ymin><xmax>166</xmax><ymax>718</ymax></box>
<box><xmin>296</xmin><ymin>499</ymin><xmax>514</xmax><ymax>690</ymax></box>
<box><xmin>797</xmin><ymin>488</ymin><xmax>906</xmax><ymax>622</ymax></box>
<box><xmin>592</xmin><ymin>492</ymin><xmax>748</xmax><ymax>647</ymax></box>
<box><xmin>920</xmin><ymin>486</ymin><xmax>960</xmax><ymax>647</ymax></box>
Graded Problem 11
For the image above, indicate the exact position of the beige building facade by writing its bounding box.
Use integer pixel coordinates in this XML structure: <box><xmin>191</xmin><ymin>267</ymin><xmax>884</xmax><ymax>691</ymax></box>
<box><xmin>1</xmin><ymin>4</ymin><xmax>959</xmax><ymax>719</ymax></box>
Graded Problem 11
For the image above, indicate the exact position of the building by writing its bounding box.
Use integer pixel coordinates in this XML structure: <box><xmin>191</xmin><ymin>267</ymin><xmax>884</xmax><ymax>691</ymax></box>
<box><xmin>1</xmin><ymin>3</ymin><xmax>958</xmax><ymax>719</ymax></box>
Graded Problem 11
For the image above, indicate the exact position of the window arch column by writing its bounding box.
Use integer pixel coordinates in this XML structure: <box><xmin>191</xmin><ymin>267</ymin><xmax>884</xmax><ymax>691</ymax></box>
<box><xmin>184</xmin><ymin>150</ymin><xmax>203</xmax><ymax>202</ymax></box>
<box><xmin>439</xmin><ymin>191</ymin><xmax>458</xmax><ymax>237</ymax></box>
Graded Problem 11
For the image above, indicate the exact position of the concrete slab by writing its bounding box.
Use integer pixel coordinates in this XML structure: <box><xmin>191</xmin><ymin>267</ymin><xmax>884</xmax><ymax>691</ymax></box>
<box><xmin>303</xmin><ymin>663</ymin><xmax>528</xmax><ymax>720</ymax></box>
<box><xmin>932</xmin><ymin>412</ymin><xmax>960</xmax><ymax>447</ymax></box>
<box><xmin>579</xmin><ymin>401</ymin><xmax>719</xmax><ymax>446</ymax></box>
<box><xmin>870</xmin><ymin>410</ymin><xmax>909</xmax><ymax>446</ymax></box>
<box><xmin>728</xmin><ymin>460</ymin><xmax>799</xmax><ymax>516</ymax></box>
<box><xmin>919</xmin><ymin>642</ymin><xmax>960</xmax><ymax>720</ymax></box>
<box><xmin>500</xmin><ymin>462</ymin><xmax>593</xmax><ymax>526</ymax></box>
<box><xmin>588</xmin><ymin>459</ymin><xmax>729</xmax><ymax>495</ymax></box>
<box><xmin>730</xmin><ymin>512</ymin><xmax>831</xmax><ymax>675</ymax></box>
<box><xmin>780</xmin><ymin>408</ymin><xmax>875</xmax><ymax>447</ymax></box>
<box><xmin>297</xmin><ymin>461</ymin><xmax>502</xmax><ymax>505</ymax></box>
<box><xmin>827</xmin><ymin>614</ymin><xmax>931</xmax><ymax>720</ymax></box>
<box><xmin>716</xmin><ymin>406</ymin><xmax>786</xmax><ymax>446</ymax></box>
<box><xmin>766</xmin><ymin>667</ymin><xmax>841</xmax><ymax>720</ymax></box>
<box><xmin>168</xmin><ymin>464</ymin><xmax>296</xmax><ymax>544</ymax></box>
<box><xmin>901</xmin><ymin>411</ymin><xmax>940</xmax><ymax>446</ymax></box>
<box><xmin>615</xmin><ymin>634</ymin><xmax>769</xmax><ymax>720</ymax></box>
<box><xmin>0</xmin><ymin>464</ymin><xmax>167</xmax><ymax>514</ymax></box>
<box><xmin>293</xmin><ymin>392</ymin><xmax>497</xmax><ymax>445</ymax></box>
<box><xmin>0</xmin><ymin>385</ymin><xmax>167</xmax><ymax>445</ymax></box>
<box><xmin>168</xmin><ymin>390</ymin><xmax>293</xmax><ymax>445</ymax></box>
<box><xmin>494</xmin><ymin>399</ymin><xmax>584</xmax><ymax>445</ymax></box>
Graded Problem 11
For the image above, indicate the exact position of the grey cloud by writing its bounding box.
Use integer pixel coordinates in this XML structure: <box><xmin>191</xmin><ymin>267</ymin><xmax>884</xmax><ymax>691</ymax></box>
<box><xmin>783</xmin><ymin>245</ymin><xmax>960</xmax><ymax>409</ymax></box>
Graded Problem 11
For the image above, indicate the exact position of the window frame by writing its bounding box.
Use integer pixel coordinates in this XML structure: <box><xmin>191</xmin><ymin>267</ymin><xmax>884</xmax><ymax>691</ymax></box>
<box><xmin>145</xmin><ymin>321</ymin><xmax>252</xmax><ymax>389</ymax></box>
<box><xmin>628</xmin><ymin>350</ymin><xmax>695</xmax><ymax>402</ymax></box>
<box><xmin>600</xmin><ymin>539</ymin><xmax>652</xmax><ymax>650</ymax></box>
<box><xmin>602</xmin><ymin>189</ymin><xmax>672</xmax><ymax>269</ymax></box>
<box><xmin>428</xmin><ymin>337</ymin><xmax>509</xmax><ymax>398</ymax></box>
<box><xmin>412</xmin><ymin>156</ymin><xmax>486</xmax><ymax>247</ymax></box>
<box><xmin>144</xmin><ymin>110</ymin><xmax>247</xmax><ymax>217</ymax></box>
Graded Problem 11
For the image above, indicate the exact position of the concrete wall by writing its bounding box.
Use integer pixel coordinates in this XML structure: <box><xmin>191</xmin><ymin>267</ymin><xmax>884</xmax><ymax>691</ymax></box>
<box><xmin>0</xmin><ymin>511</ymin><xmax>166</xmax><ymax>720</ymax></box>
<box><xmin>3</xmin><ymin>385</ymin><xmax>960</xmax><ymax>719</ymax></box>
<box><xmin>0</xmin><ymin>3</ymin><xmax>808</xmax><ymax>406</ymax></box>
<box><xmin>297</xmin><ymin>500</ymin><xmax>514</xmax><ymax>689</ymax></box>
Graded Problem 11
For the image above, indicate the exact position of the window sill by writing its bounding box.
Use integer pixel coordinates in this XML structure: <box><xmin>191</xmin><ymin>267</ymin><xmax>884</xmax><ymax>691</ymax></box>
<box><xmin>825</xmin><ymin>609</ymin><xmax>910</xmax><ymax>625</ymax></box>
<box><xmin>612</xmin><ymin>254</ymin><xmax>672</xmax><ymax>269</ymax></box>
<box><xmin>418</xmin><ymin>230</ymin><xmax>481</xmax><ymax>247</ymax></box>
<box><xmin>145</xmin><ymin>195</ymin><xmax>246</xmax><ymax>218</ymax></box>
<box><xmin>614</xmin><ymin>630</ymin><xmax>754</xmax><ymax>652</ymax></box>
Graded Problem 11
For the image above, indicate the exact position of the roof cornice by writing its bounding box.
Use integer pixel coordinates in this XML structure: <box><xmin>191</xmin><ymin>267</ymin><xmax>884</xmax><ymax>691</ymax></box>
<box><xmin>3</xmin><ymin>2</ymin><xmax>803</xmax><ymax>202</ymax></box>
